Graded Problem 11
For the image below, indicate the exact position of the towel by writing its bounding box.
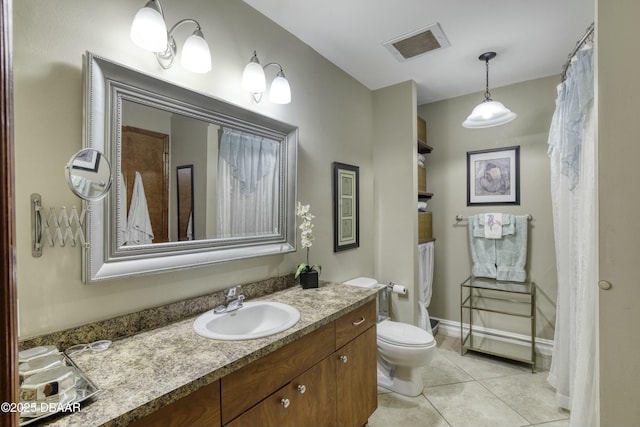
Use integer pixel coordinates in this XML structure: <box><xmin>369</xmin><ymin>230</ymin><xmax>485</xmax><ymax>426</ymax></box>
<box><xmin>471</xmin><ymin>214</ymin><xmax>515</xmax><ymax>237</ymax></box>
<box><xmin>118</xmin><ymin>172</ymin><xmax>128</xmax><ymax>245</ymax></box>
<box><xmin>496</xmin><ymin>215</ymin><xmax>528</xmax><ymax>282</ymax></box>
<box><xmin>468</xmin><ymin>215</ymin><xmax>498</xmax><ymax>279</ymax></box>
<box><xmin>484</xmin><ymin>213</ymin><xmax>503</xmax><ymax>239</ymax></box>
<box><xmin>418</xmin><ymin>242</ymin><xmax>434</xmax><ymax>335</ymax></box>
<box><xmin>186</xmin><ymin>211</ymin><xmax>193</xmax><ymax>240</ymax></box>
<box><xmin>417</xmin><ymin>201</ymin><xmax>428</xmax><ymax>212</ymax></box>
<box><xmin>126</xmin><ymin>172</ymin><xmax>154</xmax><ymax>245</ymax></box>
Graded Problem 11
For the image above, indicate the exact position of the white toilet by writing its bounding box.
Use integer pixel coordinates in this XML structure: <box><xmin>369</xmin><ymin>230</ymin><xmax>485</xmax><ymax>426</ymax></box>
<box><xmin>343</xmin><ymin>277</ymin><xmax>436</xmax><ymax>397</ymax></box>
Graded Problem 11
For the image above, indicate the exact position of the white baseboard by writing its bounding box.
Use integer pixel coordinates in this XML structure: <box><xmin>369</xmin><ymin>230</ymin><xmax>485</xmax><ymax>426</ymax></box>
<box><xmin>431</xmin><ymin>317</ymin><xmax>554</xmax><ymax>356</ymax></box>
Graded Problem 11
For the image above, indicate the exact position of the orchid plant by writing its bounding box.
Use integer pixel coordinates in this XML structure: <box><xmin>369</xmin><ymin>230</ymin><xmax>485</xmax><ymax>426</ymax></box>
<box><xmin>295</xmin><ymin>202</ymin><xmax>321</xmax><ymax>279</ymax></box>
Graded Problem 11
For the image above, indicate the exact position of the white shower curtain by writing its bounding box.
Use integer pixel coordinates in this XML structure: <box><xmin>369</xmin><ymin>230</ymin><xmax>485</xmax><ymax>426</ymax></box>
<box><xmin>547</xmin><ymin>45</ymin><xmax>598</xmax><ymax>427</ymax></box>
<box><xmin>216</xmin><ymin>128</ymin><xmax>280</xmax><ymax>238</ymax></box>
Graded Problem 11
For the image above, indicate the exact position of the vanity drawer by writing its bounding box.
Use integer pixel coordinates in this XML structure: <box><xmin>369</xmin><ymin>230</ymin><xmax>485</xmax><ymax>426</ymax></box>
<box><xmin>221</xmin><ymin>321</ymin><xmax>335</xmax><ymax>424</ymax></box>
<box><xmin>335</xmin><ymin>300</ymin><xmax>376</xmax><ymax>349</ymax></box>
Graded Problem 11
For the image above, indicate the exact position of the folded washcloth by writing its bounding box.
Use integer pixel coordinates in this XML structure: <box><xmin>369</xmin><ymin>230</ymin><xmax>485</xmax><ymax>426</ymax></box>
<box><xmin>417</xmin><ymin>201</ymin><xmax>428</xmax><ymax>212</ymax></box>
<box><xmin>484</xmin><ymin>213</ymin><xmax>503</xmax><ymax>239</ymax></box>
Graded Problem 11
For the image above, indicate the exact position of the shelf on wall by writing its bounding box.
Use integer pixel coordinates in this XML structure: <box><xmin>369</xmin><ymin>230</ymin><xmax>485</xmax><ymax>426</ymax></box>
<box><xmin>417</xmin><ymin>140</ymin><xmax>433</xmax><ymax>154</ymax></box>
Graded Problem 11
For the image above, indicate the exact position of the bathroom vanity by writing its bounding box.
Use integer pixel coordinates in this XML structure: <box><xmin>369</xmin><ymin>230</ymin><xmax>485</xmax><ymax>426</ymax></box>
<box><xmin>34</xmin><ymin>282</ymin><xmax>377</xmax><ymax>427</ymax></box>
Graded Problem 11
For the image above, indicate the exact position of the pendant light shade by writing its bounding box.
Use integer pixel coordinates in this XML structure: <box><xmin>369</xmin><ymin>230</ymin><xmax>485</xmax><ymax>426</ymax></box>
<box><xmin>462</xmin><ymin>52</ymin><xmax>516</xmax><ymax>128</ymax></box>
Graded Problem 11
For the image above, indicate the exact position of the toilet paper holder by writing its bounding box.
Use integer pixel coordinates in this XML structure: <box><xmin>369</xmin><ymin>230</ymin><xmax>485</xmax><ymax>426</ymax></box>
<box><xmin>387</xmin><ymin>282</ymin><xmax>407</xmax><ymax>295</ymax></box>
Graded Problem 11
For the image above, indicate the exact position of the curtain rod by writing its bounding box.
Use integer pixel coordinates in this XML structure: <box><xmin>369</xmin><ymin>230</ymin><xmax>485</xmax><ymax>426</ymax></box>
<box><xmin>560</xmin><ymin>22</ymin><xmax>595</xmax><ymax>82</ymax></box>
<box><xmin>455</xmin><ymin>214</ymin><xmax>532</xmax><ymax>222</ymax></box>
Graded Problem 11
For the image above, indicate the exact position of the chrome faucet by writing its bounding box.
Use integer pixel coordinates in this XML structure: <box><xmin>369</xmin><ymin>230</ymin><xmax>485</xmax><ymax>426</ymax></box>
<box><xmin>214</xmin><ymin>285</ymin><xmax>245</xmax><ymax>314</ymax></box>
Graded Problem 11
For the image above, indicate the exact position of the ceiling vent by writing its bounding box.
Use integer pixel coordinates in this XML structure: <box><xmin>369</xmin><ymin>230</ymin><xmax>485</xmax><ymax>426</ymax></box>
<box><xmin>383</xmin><ymin>23</ymin><xmax>451</xmax><ymax>62</ymax></box>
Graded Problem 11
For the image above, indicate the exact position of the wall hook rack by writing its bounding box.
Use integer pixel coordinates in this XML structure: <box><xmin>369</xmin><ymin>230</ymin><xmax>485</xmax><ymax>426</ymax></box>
<box><xmin>31</xmin><ymin>193</ymin><xmax>89</xmax><ymax>257</ymax></box>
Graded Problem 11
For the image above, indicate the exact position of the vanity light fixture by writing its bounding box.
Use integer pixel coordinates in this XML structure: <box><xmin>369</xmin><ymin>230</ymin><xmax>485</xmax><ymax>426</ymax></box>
<box><xmin>462</xmin><ymin>52</ymin><xmax>516</xmax><ymax>128</ymax></box>
<box><xmin>242</xmin><ymin>51</ymin><xmax>291</xmax><ymax>104</ymax></box>
<box><xmin>130</xmin><ymin>0</ymin><xmax>212</xmax><ymax>73</ymax></box>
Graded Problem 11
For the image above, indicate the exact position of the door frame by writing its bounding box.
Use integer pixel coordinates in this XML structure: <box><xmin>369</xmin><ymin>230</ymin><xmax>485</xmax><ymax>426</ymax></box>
<box><xmin>1</xmin><ymin>0</ymin><xmax>20</xmax><ymax>426</ymax></box>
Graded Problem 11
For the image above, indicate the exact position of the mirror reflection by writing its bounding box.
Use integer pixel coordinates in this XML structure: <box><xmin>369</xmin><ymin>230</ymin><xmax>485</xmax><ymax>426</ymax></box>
<box><xmin>117</xmin><ymin>100</ymin><xmax>281</xmax><ymax>246</ymax></box>
<box><xmin>65</xmin><ymin>148</ymin><xmax>112</xmax><ymax>201</ymax></box>
<box><xmin>82</xmin><ymin>52</ymin><xmax>297</xmax><ymax>282</ymax></box>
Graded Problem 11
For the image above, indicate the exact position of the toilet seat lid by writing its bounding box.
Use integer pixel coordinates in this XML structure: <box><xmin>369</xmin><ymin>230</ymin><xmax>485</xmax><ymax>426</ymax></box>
<box><xmin>377</xmin><ymin>320</ymin><xmax>435</xmax><ymax>347</ymax></box>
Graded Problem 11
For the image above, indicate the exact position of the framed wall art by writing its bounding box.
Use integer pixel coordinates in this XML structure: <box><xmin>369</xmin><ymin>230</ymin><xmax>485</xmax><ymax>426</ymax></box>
<box><xmin>333</xmin><ymin>162</ymin><xmax>359</xmax><ymax>252</ymax></box>
<box><xmin>467</xmin><ymin>145</ymin><xmax>520</xmax><ymax>205</ymax></box>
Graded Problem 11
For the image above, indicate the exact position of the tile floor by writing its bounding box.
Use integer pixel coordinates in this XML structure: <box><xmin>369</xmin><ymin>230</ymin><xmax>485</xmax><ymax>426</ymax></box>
<box><xmin>369</xmin><ymin>334</ymin><xmax>570</xmax><ymax>427</ymax></box>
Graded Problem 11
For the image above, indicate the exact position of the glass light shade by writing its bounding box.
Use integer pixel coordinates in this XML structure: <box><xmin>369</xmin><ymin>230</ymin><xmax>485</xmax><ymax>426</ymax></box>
<box><xmin>462</xmin><ymin>100</ymin><xmax>517</xmax><ymax>128</ymax></box>
<box><xmin>242</xmin><ymin>61</ymin><xmax>266</xmax><ymax>93</ymax></box>
<box><xmin>130</xmin><ymin>4</ymin><xmax>168</xmax><ymax>52</ymax></box>
<box><xmin>180</xmin><ymin>31</ymin><xmax>212</xmax><ymax>73</ymax></box>
<box><xmin>269</xmin><ymin>74</ymin><xmax>291</xmax><ymax>104</ymax></box>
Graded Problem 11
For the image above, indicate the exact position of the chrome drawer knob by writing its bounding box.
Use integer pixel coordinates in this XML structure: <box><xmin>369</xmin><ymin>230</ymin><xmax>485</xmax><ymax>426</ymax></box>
<box><xmin>340</xmin><ymin>355</ymin><xmax>348</xmax><ymax>363</ymax></box>
<box><xmin>281</xmin><ymin>398</ymin><xmax>290</xmax><ymax>408</ymax></box>
<box><xmin>297</xmin><ymin>384</ymin><xmax>306</xmax><ymax>394</ymax></box>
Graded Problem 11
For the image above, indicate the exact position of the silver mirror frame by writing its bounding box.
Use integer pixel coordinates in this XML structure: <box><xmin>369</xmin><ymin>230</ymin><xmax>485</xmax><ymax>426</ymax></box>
<box><xmin>83</xmin><ymin>52</ymin><xmax>297</xmax><ymax>283</ymax></box>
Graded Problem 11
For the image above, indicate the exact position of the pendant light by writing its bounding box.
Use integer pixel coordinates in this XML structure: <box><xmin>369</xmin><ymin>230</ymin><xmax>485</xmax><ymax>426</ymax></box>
<box><xmin>462</xmin><ymin>52</ymin><xmax>516</xmax><ymax>128</ymax></box>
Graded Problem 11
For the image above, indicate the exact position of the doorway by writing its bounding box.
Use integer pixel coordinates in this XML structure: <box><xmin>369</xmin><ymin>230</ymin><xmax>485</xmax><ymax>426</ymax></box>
<box><xmin>121</xmin><ymin>126</ymin><xmax>170</xmax><ymax>244</ymax></box>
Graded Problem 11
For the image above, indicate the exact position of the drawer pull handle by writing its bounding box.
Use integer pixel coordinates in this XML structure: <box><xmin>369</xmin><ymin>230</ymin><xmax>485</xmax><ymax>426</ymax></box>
<box><xmin>297</xmin><ymin>384</ymin><xmax>306</xmax><ymax>394</ymax></box>
<box><xmin>352</xmin><ymin>317</ymin><xmax>365</xmax><ymax>326</ymax></box>
<box><xmin>340</xmin><ymin>355</ymin><xmax>348</xmax><ymax>363</ymax></box>
<box><xmin>281</xmin><ymin>398</ymin><xmax>290</xmax><ymax>408</ymax></box>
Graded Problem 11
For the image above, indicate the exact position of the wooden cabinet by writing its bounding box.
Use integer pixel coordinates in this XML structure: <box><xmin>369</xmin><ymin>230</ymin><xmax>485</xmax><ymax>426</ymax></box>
<box><xmin>224</xmin><ymin>299</ymin><xmax>377</xmax><ymax>427</ymax></box>
<box><xmin>336</xmin><ymin>326</ymin><xmax>377</xmax><ymax>427</ymax></box>
<box><xmin>129</xmin><ymin>380</ymin><xmax>221</xmax><ymax>427</ymax></box>
<box><xmin>133</xmin><ymin>300</ymin><xmax>377</xmax><ymax>427</ymax></box>
<box><xmin>227</xmin><ymin>356</ymin><xmax>336</xmax><ymax>427</ymax></box>
<box><xmin>221</xmin><ymin>322</ymin><xmax>335</xmax><ymax>423</ymax></box>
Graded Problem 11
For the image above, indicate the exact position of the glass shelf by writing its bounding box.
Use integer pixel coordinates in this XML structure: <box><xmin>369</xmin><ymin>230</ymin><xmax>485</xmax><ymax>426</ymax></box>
<box><xmin>460</xmin><ymin>276</ymin><xmax>536</xmax><ymax>372</ymax></box>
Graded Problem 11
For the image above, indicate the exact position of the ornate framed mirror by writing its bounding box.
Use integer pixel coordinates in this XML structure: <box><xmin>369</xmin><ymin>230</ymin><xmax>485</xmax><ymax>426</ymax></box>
<box><xmin>83</xmin><ymin>52</ymin><xmax>297</xmax><ymax>282</ymax></box>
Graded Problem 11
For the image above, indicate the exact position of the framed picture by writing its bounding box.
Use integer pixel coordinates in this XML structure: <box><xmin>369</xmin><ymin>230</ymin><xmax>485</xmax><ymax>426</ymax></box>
<box><xmin>333</xmin><ymin>162</ymin><xmax>359</xmax><ymax>252</ymax></box>
<box><xmin>71</xmin><ymin>149</ymin><xmax>101</xmax><ymax>172</ymax></box>
<box><xmin>467</xmin><ymin>146</ymin><xmax>520</xmax><ymax>205</ymax></box>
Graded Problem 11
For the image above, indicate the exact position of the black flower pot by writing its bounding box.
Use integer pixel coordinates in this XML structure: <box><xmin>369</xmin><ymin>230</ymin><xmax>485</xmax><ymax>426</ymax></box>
<box><xmin>299</xmin><ymin>270</ymin><xmax>319</xmax><ymax>289</ymax></box>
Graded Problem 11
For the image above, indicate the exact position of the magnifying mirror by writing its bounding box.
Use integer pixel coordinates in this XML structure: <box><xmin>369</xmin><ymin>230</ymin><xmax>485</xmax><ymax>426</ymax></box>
<box><xmin>65</xmin><ymin>148</ymin><xmax>112</xmax><ymax>201</ymax></box>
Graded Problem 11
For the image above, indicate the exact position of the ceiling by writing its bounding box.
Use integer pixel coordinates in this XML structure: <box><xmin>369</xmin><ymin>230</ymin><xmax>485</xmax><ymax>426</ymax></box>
<box><xmin>243</xmin><ymin>0</ymin><xmax>594</xmax><ymax>105</ymax></box>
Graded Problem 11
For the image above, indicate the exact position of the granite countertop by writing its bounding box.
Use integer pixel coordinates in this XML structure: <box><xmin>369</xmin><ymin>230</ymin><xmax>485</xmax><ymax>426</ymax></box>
<box><xmin>39</xmin><ymin>282</ymin><xmax>377</xmax><ymax>427</ymax></box>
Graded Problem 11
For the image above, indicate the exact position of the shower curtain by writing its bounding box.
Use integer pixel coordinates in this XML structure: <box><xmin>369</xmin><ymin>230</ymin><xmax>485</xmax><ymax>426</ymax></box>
<box><xmin>216</xmin><ymin>128</ymin><xmax>280</xmax><ymax>238</ymax></box>
<box><xmin>547</xmin><ymin>45</ymin><xmax>598</xmax><ymax>427</ymax></box>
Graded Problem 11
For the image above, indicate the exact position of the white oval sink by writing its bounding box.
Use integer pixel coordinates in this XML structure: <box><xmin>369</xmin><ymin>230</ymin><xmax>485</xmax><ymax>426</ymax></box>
<box><xmin>193</xmin><ymin>301</ymin><xmax>300</xmax><ymax>340</ymax></box>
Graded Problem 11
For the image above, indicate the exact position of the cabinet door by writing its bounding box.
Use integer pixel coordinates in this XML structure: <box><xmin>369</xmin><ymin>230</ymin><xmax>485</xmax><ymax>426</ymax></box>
<box><xmin>227</xmin><ymin>356</ymin><xmax>336</xmax><ymax>427</ymax></box>
<box><xmin>130</xmin><ymin>380</ymin><xmax>221</xmax><ymax>427</ymax></box>
<box><xmin>335</xmin><ymin>326</ymin><xmax>377</xmax><ymax>427</ymax></box>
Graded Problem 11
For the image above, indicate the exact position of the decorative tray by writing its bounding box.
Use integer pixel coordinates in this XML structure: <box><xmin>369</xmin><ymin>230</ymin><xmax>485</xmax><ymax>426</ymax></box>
<box><xmin>19</xmin><ymin>353</ymin><xmax>101</xmax><ymax>426</ymax></box>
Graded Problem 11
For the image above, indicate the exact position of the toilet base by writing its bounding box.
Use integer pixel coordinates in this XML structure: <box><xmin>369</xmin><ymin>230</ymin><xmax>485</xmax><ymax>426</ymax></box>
<box><xmin>377</xmin><ymin>363</ymin><xmax>424</xmax><ymax>397</ymax></box>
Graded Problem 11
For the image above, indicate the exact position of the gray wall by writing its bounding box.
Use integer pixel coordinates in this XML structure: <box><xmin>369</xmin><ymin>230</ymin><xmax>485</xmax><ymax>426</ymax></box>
<box><xmin>419</xmin><ymin>75</ymin><xmax>559</xmax><ymax>340</ymax></box>
<box><xmin>13</xmin><ymin>0</ymin><xmax>377</xmax><ymax>337</ymax></box>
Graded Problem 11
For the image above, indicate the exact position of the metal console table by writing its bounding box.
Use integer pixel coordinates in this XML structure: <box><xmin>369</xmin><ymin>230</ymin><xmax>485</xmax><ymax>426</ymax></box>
<box><xmin>460</xmin><ymin>276</ymin><xmax>536</xmax><ymax>373</ymax></box>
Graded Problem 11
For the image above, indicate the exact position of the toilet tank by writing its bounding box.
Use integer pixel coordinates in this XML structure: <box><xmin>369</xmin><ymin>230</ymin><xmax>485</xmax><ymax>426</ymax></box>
<box><xmin>343</xmin><ymin>277</ymin><xmax>389</xmax><ymax>322</ymax></box>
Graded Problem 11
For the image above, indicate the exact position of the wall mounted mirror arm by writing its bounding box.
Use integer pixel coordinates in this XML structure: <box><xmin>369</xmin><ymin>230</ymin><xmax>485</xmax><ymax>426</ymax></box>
<box><xmin>30</xmin><ymin>148</ymin><xmax>112</xmax><ymax>257</ymax></box>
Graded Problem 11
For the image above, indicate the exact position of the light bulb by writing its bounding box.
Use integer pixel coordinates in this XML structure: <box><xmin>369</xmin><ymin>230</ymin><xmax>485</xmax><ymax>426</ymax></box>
<box><xmin>180</xmin><ymin>30</ymin><xmax>211</xmax><ymax>73</ymax></box>
<box><xmin>130</xmin><ymin>3</ymin><xmax>168</xmax><ymax>52</ymax></box>
<box><xmin>269</xmin><ymin>72</ymin><xmax>291</xmax><ymax>104</ymax></box>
